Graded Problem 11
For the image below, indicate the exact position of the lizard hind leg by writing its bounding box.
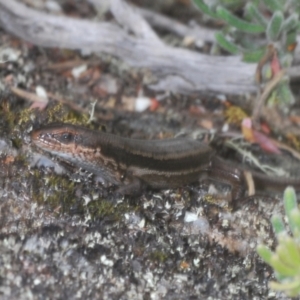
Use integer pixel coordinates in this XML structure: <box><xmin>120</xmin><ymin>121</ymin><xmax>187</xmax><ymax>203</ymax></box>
<box><xmin>115</xmin><ymin>178</ymin><xmax>144</xmax><ymax>196</ymax></box>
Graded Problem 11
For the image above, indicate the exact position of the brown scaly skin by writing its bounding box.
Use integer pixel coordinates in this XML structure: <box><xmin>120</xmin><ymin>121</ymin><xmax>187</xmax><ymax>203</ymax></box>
<box><xmin>31</xmin><ymin>123</ymin><xmax>300</xmax><ymax>199</ymax></box>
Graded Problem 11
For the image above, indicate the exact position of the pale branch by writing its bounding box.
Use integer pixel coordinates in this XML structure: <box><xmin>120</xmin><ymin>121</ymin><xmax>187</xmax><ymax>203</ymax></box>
<box><xmin>137</xmin><ymin>7</ymin><xmax>217</xmax><ymax>44</ymax></box>
<box><xmin>0</xmin><ymin>0</ymin><xmax>297</xmax><ymax>95</ymax></box>
<box><xmin>89</xmin><ymin>0</ymin><xmax>216</xmax><ymax>44</ymax></box>
<box><xmin>110</xmin><ymin>0</ymin><xmax>162</xmax><ymax>45</ymax></box>
<box><xmin>86</xmin><ymin>0</ymin><xmax>300</xmax><ymax>83</ymax></box>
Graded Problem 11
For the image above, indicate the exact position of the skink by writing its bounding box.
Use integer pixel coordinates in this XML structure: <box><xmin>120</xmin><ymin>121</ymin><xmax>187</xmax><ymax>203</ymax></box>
<box><xmin>30</xmin><ymin>123</ymin><xmax>300</xmax><ymax>200</ymax></box>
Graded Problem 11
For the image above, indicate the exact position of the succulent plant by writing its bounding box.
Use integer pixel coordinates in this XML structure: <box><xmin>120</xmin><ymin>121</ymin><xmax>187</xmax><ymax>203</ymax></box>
<box><xmin>193</xmin><ymin>0</ymin><xmax>300</xmax><ymax>111</ymax></box>
<box><xmin>257</xmin><ymin>187</ymin><xmax>300</xmax><ymax>297</ymax></box>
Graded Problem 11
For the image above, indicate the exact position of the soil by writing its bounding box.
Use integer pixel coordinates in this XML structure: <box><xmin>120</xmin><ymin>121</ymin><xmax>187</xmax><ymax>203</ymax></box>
<box><xmin>0</xmin><ymin>1</ymin><xmax>294</xmax><ymax>299</ymax></box>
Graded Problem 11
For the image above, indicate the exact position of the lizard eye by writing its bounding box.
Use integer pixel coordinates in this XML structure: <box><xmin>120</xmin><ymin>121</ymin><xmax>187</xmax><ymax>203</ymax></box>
<box><xmin>57</xmin><ymin>132</ymin><xmax>74</xmax><ymax>144</ymax></box>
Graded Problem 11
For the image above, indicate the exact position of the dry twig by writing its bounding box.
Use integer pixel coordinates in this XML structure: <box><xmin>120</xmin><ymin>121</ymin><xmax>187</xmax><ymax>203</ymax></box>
<box><xmin>0</xmin><ymin>0</ymin><xmax>257</xmax><ymax>95</ymax></box>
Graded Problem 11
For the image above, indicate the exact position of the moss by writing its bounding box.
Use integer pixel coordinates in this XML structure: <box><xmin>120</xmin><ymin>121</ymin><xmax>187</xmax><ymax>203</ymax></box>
<box><xmin>63</xmin><ymin>110</ymin><xmax>90</xmax><ymax>125</ymax></box>
<box><xmin>224</xmin><ymin>105</ymin><xmax>248</xmax><ymax>126</ymax></box>
<box><xmin>13</xmin><ymin>154</ymin><xmax>28</xmax><ymax>166</ymax></box>
<box><xmin>149</xmin><ymin>250</ymin><xmax>168</xmax><ymax>263</ymax></box>
<box><xmin>30</xmin><ymin>168</ymin><xmax>135</xmax><ymax>219</ymax></box>
<box><xmin>43</xmin><ymin>102</ymin><xmax>95</xmax><ymax>128</ymax></box>
<box><xmin>0</xmin><ymin>100</ymin><xmax>15</xmax><ymax>128</ymax></box>
<box><xmin>203</xmin><ymin>194</ymin><xmax>231</xmax><ymax>211</ymax></box>
<box><xmin>18</xmin><ymin>108</ymin><xmax>33</xmax><ymax>125</ymax></box>
<box><xmin>46</xmin><ymin>103</ymin><xmax>64</xmax><ymax>123</ymax></box>
<box><xmin>11</xmin><ymin>137</ymin><xmax>23</xmax><ymax>149</ymax></box>
<box><xmin>287</xmin><ymin>134</ymin><xmax>300</xmax><ymax>152</ymax></box>
<box><xmin>87</xmin><ymin>199</ymin><xmax>131</xmax><ymax>221</ymax></box>
<box><xmin>45</xmin><ymin>176</ymin><xmax>77</xmax><ymax>210</ymax></box>
<box><xmin>30</xmin><ymin>171</ymin><xmax>81</xmax><ymax>215</ymax></box>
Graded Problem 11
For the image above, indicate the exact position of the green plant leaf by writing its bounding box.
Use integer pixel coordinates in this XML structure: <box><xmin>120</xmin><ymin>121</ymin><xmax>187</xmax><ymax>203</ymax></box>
<box><xmin>284</xmin><ymin>187</ymin><xmax>298</xmax><ymax>214</ymax></box>
<box><xmin>284</xmin><ymin>186</ymin><xmax>300</xmax><ymax>236</ymax></box>
<box><xmin>290</xmin><ymin>209</ymin><xmax>300</xmax><ymax>238</ymax></box>
<box><xmin>257</xmin><ymin>186</ymin><xmax>300</xmax><ymax>297</ymax></box>
<box><xmin>286</xmin><ymin>31</ymin><xmax>298</xmax><ymax>50</ymax></box>
<box><xmin>266</xmin><ymin>11</ymin><xmax>284</xmax><ymax>41</ymax></box>
<box><xmin>276</xmin><ymin>239</ymin><xmax>300</xmax><ymax>268</ymax></box>
<box><xmin>243</xmin><ymin>48</ymin><xmax>265</xmax><ymax>62</ymax></box>
<box><xmin>271</xmin><ymin>215</ymin><xmax>285</xmax><ymax>234</ymax></box>
<box><xmin>245</xmin><ymin>3</ymin><xmax>268</xmax><ymax>27</ymax></box>
<box><xmin>270</xmin><ymin>254</ymin><xmax>299</xmax><ymax>276</ymax></box>
<box><xmin>283</xmin><ymin>236</ymin><xmax>300</xmax><ymax>268</ymax></box>
<box><xmin>257</xmin><ymin>245</ymin><xmax>273</xmax><ymax>264</ymax></box>
<box><xmin>282</xmin><ymin>13</ymin><xmax>299</xmax><ymax>32</ymax></box>
<box><xmin>270</xmin><ymin>82</ymin><xmax>295</xmax><ymax>112</ymax></box>
<box><xmin>269</xmin><ymin>280</ymin><xmax>300</xmax><ymax>297</ymax></box>
<box><xmin>216</xmin><ymin>6</ymin><xmax>265</xmax><ymax>33</ymax></box>
<box><xmin>262</xmin><ymin>0</ymin><xmax>284</xmax><ymax>12</ymax></box>
<box><xmin>193</xmin><ymin>0</ymin><xmax>218</xmax><ymax>19</ymax></box>
<box><xmin>215</xmin><ymin>32</ymin><xmax>239</xmax><ymax>54</ymax></box>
